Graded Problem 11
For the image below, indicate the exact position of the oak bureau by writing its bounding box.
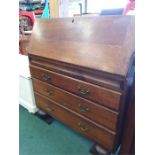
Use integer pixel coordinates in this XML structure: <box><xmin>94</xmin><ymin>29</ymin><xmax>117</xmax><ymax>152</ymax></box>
<box><xmin>28</xmin><ymin>16</ymin><xmax>135</xmax><ymax>154</ymax></box>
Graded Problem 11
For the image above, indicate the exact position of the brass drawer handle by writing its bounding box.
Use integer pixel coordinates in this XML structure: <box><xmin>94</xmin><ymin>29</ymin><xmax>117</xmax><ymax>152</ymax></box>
<box><xmin>42</xmin><ymin>74</ymin><xmax>51</xmax><ymax>81</ymax></box>
<box><xmin>78</xmin><ymin>122</ymin><xmax>89</xmax><ymax>132</ymax></box>
<box><xmin>78</xmin><ymin>104</ymin><xmax>90</xmax><ymax>113</ymax></box>
<box><xmin>45</xmin><ymin>89</ymin><xmax>53</xmax><ymax>96</ymax></box>
<box><xmin>46</xmin><ymin>106</ymin><xmax>55</xmax><ymax>112</ymax></box>
<box><xmin>78</xmin><ymin>86</ymin><xmax>89</xmax><ymax>95</ymax></box>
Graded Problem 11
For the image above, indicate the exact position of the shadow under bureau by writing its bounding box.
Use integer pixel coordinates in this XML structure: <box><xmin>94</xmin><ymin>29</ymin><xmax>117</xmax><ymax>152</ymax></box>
<box><xmin>28</xmin><ymin>16</ymin><xmax>135</xmax><ymax>154</ymax></box>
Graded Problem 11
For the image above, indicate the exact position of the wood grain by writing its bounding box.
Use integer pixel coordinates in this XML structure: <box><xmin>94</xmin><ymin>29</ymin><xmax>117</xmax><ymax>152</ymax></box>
<box><xmin>28</xmin><ymin>16</ymin><xmax>135</xmax><ymax>76</ymax></box>
<box><xmin>28</xmin><ymin>16</ymin><xmax>135</xmax><ymax>154</ymax></box>
<box><xmin>35</xmin><ymin>92</ymin><xmax>116</xmax><ymax>151</ymax></box>
<box><xmin>30</xmin><ymin>65</ymin><xmax>122</xmax><ymax>110</ymax></box>
<box><xmin>33</xmin><ymin>78</ymin><xmax>119</xmax><ymax>131</ymax></box>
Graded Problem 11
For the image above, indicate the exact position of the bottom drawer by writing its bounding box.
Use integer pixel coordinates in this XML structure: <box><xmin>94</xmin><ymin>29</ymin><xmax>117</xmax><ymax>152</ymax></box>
<box><xmin>35</xmin><ymin>93</ymin><xmax>116</xmax><ymax>151</ymax></box>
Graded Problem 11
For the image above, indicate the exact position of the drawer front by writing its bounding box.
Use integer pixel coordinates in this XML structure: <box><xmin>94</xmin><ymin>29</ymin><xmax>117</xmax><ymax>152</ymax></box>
<box><xmin>33</xmin><ymin>78</ymin><xmax>118</xmax><ymax>131</ymax></box>
<box><xmin>30</xmin><ymin>65</ymin><xmax>122</xmax><ymax>110</ymax></box>
<box><xmin>35</xmin><ymin>93</ymin><xmax>116</xmax><ymax>151</ymax></box>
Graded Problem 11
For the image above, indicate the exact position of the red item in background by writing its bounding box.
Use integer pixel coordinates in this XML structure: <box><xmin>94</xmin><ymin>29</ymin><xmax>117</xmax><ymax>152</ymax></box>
<box><xmin>124</xmin><ymin>0</ymin><xmax>135</xmax><ymax>15</ymax></box>
<box><xmin>19</xmin><ymin>11</ymin><xmax>35</xmax><ymax>26</ymax></box>
<box><xmin>19</xmin><ymin>11</ymin><xmax>34</xmax><ymax>55</ymax></box>
<box><xmin>33</xmin><ymin>9</ymin><xmax>43</xmax><ymax>15</ymax></box>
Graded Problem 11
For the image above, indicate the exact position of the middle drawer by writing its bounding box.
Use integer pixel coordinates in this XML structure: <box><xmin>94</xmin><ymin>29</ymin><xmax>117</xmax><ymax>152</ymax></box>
<box><xmin>32</xmin><ymin>78</ymin><xmax>119</xmax><ymax>131</ymax></box>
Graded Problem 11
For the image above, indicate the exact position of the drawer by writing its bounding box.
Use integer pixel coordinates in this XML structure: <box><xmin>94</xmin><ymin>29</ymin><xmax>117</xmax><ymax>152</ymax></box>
<box><xmin>30</xmin><ymin>65</ymin><xmax>122</xmax><ymax>110</ymax></box>
<box><xmin>33</xmin><ymin>78</ymin><xmax>119</xmax><ymax>131</ymax></box>
<box><xmin>35</xmin><ymin>93</ymin><xmax>116</xmax><ymax>151</ymax></box>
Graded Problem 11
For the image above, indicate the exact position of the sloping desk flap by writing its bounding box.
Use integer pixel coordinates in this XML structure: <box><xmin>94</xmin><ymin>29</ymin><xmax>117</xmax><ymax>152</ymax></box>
<box><xmin>28</xmin><ymin>16</ymin><xmax>135</xmax><ymax>77</ymax></box>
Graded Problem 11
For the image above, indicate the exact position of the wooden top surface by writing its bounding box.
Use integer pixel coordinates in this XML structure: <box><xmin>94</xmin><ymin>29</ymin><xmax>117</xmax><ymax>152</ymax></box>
<box><xmin>28</xmin><ymin>16</ymin><xmax>135</xmax><ymax>77</ymax></box>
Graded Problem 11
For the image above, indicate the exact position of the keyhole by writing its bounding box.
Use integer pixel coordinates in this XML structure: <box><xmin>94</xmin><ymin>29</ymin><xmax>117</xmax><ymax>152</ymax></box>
<box><xmin>72</xmin><ymin>19</ymin><xmax>74</xmax><ymax>23</ymax></box>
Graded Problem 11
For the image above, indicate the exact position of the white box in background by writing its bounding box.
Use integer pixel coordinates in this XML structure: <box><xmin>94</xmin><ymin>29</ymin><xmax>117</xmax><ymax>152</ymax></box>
<box><xmin>19</xmin><ymin>54</ymin><xmax>38</xmax><ymax>113</ymax></box>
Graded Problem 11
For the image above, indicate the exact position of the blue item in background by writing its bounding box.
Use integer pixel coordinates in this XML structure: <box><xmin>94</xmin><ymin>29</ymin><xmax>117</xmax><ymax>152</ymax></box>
<box><xmin>19</xmin><ymin>0</ymin><xmax>45</xmax><ymax>11</ymax></box>
<box><xmin>41</xmin><ymin>0</ymin><xmax>50</xmax><ymax>18</ymax></box>
<box><xmin>100</xmin><ymin>8</ymin><xmax>123</xmax><ymax>15</ymax></box>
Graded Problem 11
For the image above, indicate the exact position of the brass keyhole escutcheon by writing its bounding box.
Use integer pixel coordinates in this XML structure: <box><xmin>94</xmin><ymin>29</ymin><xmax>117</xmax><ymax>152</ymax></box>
<box><xmin>78</xmin><ymin>86</ymin><xmax>90</xmax><ymax>95</ymax></box>
<box><xmin>78</xmin><ymin>104</ymin><xmax>90</xmax><ymax>113</ymax></box>
<box><xmin>78</xmin><ymin>122</ymin><xmax>89</xmax><ymax>132</ymax></box>
<box><xmin>42</xmin><ymin>74</ymin><xmax>51</xmax><ymax>81</ymax></box>
<box><xmin>46</xmin><ymin>106</ymin><xmax>55</xmax><ymax>112</ymax></box>
<box><xmin>45</xmin><ymin>89</ymin><xmax>53</xmax><ymax>96</ymax></box>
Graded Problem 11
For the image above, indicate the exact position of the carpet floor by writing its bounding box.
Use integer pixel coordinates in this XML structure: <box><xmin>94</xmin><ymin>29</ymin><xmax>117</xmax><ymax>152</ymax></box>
<box><xmin>19</xmin><ymin>106</ymin><xmax>93</xmax><ymax>155</ymax></box>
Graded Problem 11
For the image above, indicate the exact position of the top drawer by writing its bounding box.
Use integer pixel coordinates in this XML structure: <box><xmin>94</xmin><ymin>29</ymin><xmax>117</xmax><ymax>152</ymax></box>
<box><xmin>30</xmin><ymin>65</ymin><xmax>122</xmax><ymax>110</ymax></box>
